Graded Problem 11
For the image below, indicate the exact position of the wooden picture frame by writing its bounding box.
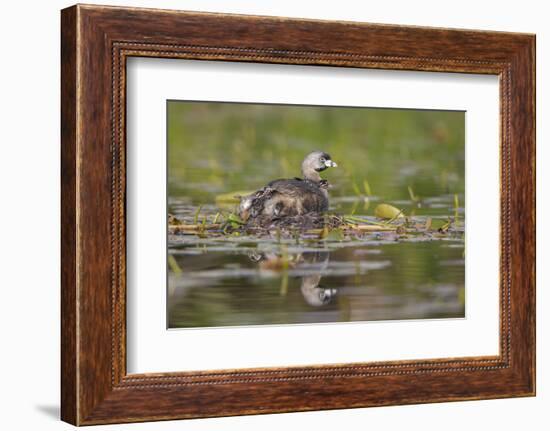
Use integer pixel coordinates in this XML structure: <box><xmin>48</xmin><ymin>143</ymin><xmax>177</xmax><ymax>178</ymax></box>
<box><xmin>61</xmin><ymin>4</ymin><xmax>535</xmax><ymax>425</ymax></box>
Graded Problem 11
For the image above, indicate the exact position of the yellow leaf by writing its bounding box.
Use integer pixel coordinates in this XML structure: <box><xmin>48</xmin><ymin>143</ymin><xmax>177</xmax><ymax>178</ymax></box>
<box><xmin>374</xmin><ymin>203</ymin><xmax>404</xmax><ymax>220</ymax></box>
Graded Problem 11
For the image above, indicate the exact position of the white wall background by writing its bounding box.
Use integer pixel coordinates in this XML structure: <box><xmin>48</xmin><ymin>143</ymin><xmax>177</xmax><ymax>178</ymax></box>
<box><xmin>0</xmin><ymin>0</ymin><xmax>546</xmax><ymax>429</ymax></box>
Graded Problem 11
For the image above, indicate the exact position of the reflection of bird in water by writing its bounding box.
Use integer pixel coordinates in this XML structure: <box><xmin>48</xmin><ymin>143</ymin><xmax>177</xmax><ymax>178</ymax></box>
<box><xmin>239</xmin><ymin>151</ymin><xmax>337</xmax><ymax>221</ymax></box>
<box><xmin>300</xmin><ymin>273</ymin><xmax>337</xmax><ymax>307</ymax></box>
<box><xmin>249</xmin><ymin>250</ymin><xmax>337</xmax><ymax>307</ymax></box>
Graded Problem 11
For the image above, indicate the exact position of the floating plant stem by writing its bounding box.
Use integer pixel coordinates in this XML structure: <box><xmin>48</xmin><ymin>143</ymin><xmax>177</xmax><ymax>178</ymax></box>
<box><xmin>408</xmin><ymin>185</ymin><xmax>420</xmax><ymax>203</ymax></box>
<box><xmin>280</xmin><ymin>245</ymin><xmax>289</xmax><ymax>296</ymax></box>
<box><xmin>352</xmin><ymin>182</ymin><xmax>362</xmax><ymax>197</ymax></box>
<box><xmin>193</xmin><ymin>205</ymin><xmax>202</xmax><ymax>224</ymax></box>
<box><xmin>385</xmin><ymin>209</ymin><xmax>405</xmax><ymax>225</ymax></box>
<box><xmin>350</xmin><ymin>200</ymin><xmax>359</xmax><ymax>216</ymax></box>
<box><xmin>348</xmin><ymin>224</ymin><xmax>396</xmax><ymax>232</ymax></box>
<box><xmin>439</xmin><ymin>218</ymin><xmax>452</xmax><ymax>233</ymax></box>
<box><xmin>363</xmin><ymin>196</ymin><xmax>371</xmax><ymax>212</ymax></box>
<box><xmin>167</xmin><ymin>254</ymin><xmax>182</xmax><ymax>274</ymax></box>
<box><xmin>344</xmin><ymin>215</ymin><xmax>386</xmax><ymax>226</ymax></box>
<box><xmin>363</xmin><ymin>179</ymin><xmax>372</xmax><ymax>196</ymax></box>
<box><xmin>197</xmin><ymin>216</ymin><xmax>208</xmax><ymax>237</ymax></box>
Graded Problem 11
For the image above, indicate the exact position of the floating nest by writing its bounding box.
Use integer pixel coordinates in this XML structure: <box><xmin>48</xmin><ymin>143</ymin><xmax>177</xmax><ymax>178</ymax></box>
<box><xmin>165</xmin><ymin>211</ymin><xmax>457</xmax><ymax>242</ymax></box>
<box><xmin>243</xmin><ymin>213</ymin><xmax>342</xmax><ymax>231</ymax></box>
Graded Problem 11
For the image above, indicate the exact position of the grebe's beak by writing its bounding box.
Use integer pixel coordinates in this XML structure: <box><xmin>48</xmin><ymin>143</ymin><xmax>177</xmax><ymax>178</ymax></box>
<box><xmin>325</xmin><ymin>159</ymin><xmax>337</xmax><ymax>167</ymax></box>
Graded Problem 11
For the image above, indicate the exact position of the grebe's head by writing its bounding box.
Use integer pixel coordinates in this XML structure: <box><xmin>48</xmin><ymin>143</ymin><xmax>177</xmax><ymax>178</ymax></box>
<box><xmin>301</xmin><ymin>151</ymin><xmax>337</xmax><ymax>181</ymax></box>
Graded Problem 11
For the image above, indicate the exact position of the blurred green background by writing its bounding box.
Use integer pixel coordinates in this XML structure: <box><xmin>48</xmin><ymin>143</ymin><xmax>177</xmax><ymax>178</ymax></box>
<box><xmin>168</xmin><ymin>101</ymin><xmax>464</xmax><ymax>209</ymax></box>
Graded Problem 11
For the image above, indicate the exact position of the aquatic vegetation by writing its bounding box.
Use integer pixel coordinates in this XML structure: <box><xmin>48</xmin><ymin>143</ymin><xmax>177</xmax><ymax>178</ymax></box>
<box><xmin>373</xmin><ymin>203</ymin><xmax>404</xmax><ymax>220</ymax></box>
<box><xmin>363</xmin><ymin>179</ymin><xmax>372</xmax><ymax>197</ymax></box>
<box><xmin>168</xmin><ymin>201</ymin><xmax>463</xmax><ymax>249</ymax></box>
<box><xmin>408</xmin><ymin>185</ymin><xmax>421</xmax><ymax>203</ymax></box>
<box><xmin>167</xmin><ymin>254</ymin><xmax>182</xmax><ymax>274</ymax></box>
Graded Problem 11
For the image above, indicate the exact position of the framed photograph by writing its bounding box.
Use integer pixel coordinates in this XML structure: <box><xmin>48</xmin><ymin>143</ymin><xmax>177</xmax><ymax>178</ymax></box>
<box><xmin>61</xmin><ymin>4</ymin><xmax>535</xmax><ymax>425</ymax></box>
